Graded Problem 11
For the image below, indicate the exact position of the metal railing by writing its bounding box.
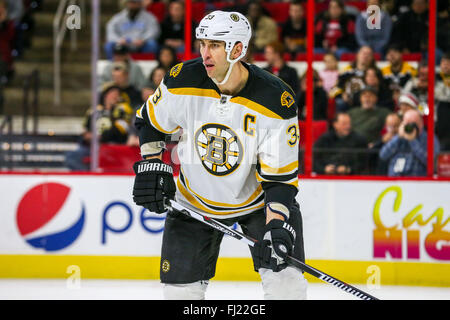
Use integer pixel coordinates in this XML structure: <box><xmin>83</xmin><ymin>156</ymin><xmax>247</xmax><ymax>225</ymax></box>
<box><xmin>53</xmin><ymin>0</ymin><xmax>85</xmax><ymax>106</ymax></box>
<box><xmin>22</xmin><ymin>69</ymin><xmax>40</xmax><ymax>135</ymax></box>
<box><xmin>0</xmin><ymin>115</ymin><xmax>13</xmax><ymax>170</ymax></box>
<box><xmin>0</xmin><ymin>115</ymin><xmax>12</xmax><ymax>135</ymax></box>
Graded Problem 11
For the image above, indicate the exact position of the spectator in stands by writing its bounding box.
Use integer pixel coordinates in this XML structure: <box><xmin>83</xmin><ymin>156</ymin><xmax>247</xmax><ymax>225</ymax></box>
<box><xmin>140</xmin><ymin>63</ymin><xmax>167</xmax><ymax>103</ymax></box>
<box><xmin>5</xmin><ymin>0</ymin><xmax>22</xmax><ymax>24</ymax></box>
<box><xmin>65</xmin><ymin>83</ymin><xmax>135</xmax><ymax>171</ymax></box>
<box><xmin>352</xmin><ymin>66</ymin><xmax>395</xmax><ymax>110</ymax></box>
<box><xmin>297</xmin><ymin>69</ymin><xmax>329</xmax><ymax>121</ymax></box>
<box><xmin>435</xmin><ymin>53</ymin><xmax>450</xmax><ymax>151</ymax></box>
<box><xmin>370</xmin><ymin>112</ymin><xmax>402</xmax><ymax>174</ymax></box>
<box><xmin>5</xmin><ymin>0</ymin><xmax>23</xmax><ymax>57</ymax></box>
<box><xmin>263</xmin><ymin>41</ymin><xmax>299</xmax><ymax>95</ymax></box>
<box><xmin>397</xmin><ymin>92</ymin><xmax>420</xmax><ymax>117</ymax></box>
<box><xmin>381</xmin><ymin>44</ymin><xmax>417</xmax><ymax>92</ymax></box>
<box><xmin>148</xmin><ymin>65</ymin><xmax>166</xmax><ymax>88</ymax></box>
<box><xmin>110</xmin><ymin>61</ymin><xmax>143</xmax><ymax>110</ymax></box>
<box><xmin>14</xmin><ymin>0</ymin><xmax>36</xmax><ymax>55</ymax></box>
<box><xmin>319</xmin><ymin>52</ymin><xmax>339</xmax><ymax>94</ymax></box>
<box><xmin>281</xmin><ymin>1</ymin><xmax>307</xmax><ymax>56</ymax></box>
<box><xmin>380</xmin><ymin>112</ymin><xmax>402</xmax><ymax>145</ymax></box>
<box><xmin>403</xmin><ymin>61</ymin><xmax>429</xmax><ymax>115</ymax></box>
<box><xmin>99</xmin><ymin>43</ymin><xmax>147</xmax><ymax>91</ymax></box>
<box><xmin>380</xmin><ymin>0</ymin><xmax>412</xmax><ymax>21</ymax></box>
<box><xmin>0</xmin><ymin>82</ymin><xmax>3</xmax><ymax>113</ymax></box>
<box><xmin>105</xmin><ymin>0</ymin><xmax>160</xmax><ymax>60</ymax></box>
<box><xmin>314</xmin><ymin>0</ymin><xmax>357</xmax><ymax>58</ymax></box>
<box><xmin>242</xmin><ymin>41</ymin><xmax>255</xmax><ymax>64</ymax></box>
<box><xmin>0</xmin><ymin>0</ymin><xmax>15</xmax><ymax>85</ymax></box>
<box><xmin>330</xmin><ymin>45</ymin><xmax>377</xmax><ymax>111</ymax></box>
<box><xmin>141</xmin><ymin>84</ymin><xmax>155</xmax><ymax>105</ymax></box>
<box><xmin>355</xmin><ymin>0</ymin><xmax>392</xmax><ymax>55</ymax></box>
<box><xmin>437</xmin><ymin>3</ymin><xmax>450</xmax><ymax>54</ymax></box>
<box><xmin>379</xmin><ymin>109</ymin><xmax>440</xmax><ymax>176</ymax></box>
<box><xmin>159</xmin><ymin>1</ymin><xmax>195</xmax><ymax>53</ymax></box>
<box><xmin>348</xmin><ymin>86</ymin><xmax>390</xmax><ymax>144</ymax></box>
<box><xmin>246</xmin><ymin>1</ymin><xmax>278</xmax><ymax>52</ymax></box>
<box><xmin>390</xmin><ymin>0</ymin><xmax>429</xmax><ymax>54</ymax></box>
<box><xmin>156</xmin><ymin>45</ymin><xmax>178</xmax><ymax>72</ymax></box>
<box><xmin>313</xmin><ymin>112</ymin><xmax>368</xmax><ymax>175</ymax></box>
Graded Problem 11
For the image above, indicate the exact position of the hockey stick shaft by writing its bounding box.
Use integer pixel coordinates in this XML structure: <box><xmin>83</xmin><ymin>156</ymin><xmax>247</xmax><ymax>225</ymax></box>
<box><xmin>168</xmin><ymin>200</ymin><xmax>379</xmax><ymax>301</ymax></box>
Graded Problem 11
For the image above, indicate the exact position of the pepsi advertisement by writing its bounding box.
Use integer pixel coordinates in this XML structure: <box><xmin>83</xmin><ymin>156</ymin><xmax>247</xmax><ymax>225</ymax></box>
<box><xmin>1</xmin><ymin>176</ymin><xmax>168</xmax><ymax>255</ymax></box>
<box><xmin>0</xmin><ymin>174</ymin><xmax>251</xmax><ymax>280</ymax></box>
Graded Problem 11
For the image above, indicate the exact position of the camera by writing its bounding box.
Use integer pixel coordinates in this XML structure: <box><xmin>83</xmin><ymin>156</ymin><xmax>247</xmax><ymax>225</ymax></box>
<box><xmin>404</xmin><ymin>123</ymin><xmax>419</xmax><ymax>134</ymax></box>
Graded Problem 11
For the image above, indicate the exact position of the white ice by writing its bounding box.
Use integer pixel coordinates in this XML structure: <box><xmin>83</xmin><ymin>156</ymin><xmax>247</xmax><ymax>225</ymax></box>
<box><xmin>0</xmin><ymin>279</ymin><xmax>449</xmax><ymax>300</ymax></box>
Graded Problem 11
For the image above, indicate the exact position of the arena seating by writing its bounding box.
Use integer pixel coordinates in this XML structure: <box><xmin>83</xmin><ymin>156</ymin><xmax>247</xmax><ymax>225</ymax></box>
<box><xmin>96</xmin><ymin>143</ymin><xmax>181</xmax><ymax>174</ymax></box>
<box><xmin>298</xmin><ymin>120</ymin><xmax>328</xmax><ymax>147</ymax></box>
<box><xmin>146</xmin><ymin>1</ymin><xmax>368</xmax><ymax>24</ymax></box>
<box><xmin>437</xmin><ymin>154</ymin><xmax>450</xmax><ymax>177</ymax></box>
<box><xmin>98</xmin><ymin>144</ymin><xmax>141</xmax><ymax>173</ymax></box>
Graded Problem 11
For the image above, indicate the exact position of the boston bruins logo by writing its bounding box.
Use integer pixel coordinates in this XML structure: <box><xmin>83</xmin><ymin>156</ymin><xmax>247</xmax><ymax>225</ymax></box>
<box><xmin>161</xmin><ymin>260</ymin><xmax>170</xmax><ymax>273</ymax></box>
<box><xmin>230</xmin><ymin>13</ymin><xmax>240</xmax><ymax>22</ymax></box>
<box><xmin>169</xmin><ymin>62</ymin><xmax>183</xmax><ymax>78</ymax></box>
<box><xmin>281</xmin><ymin>91</ymin><xmax>294</xmax><ymax>108</ymax></box>
<box><xmin>194</xmin><ymin>123</ymin><xmax>243</xmax><ymax>176</ymax></box>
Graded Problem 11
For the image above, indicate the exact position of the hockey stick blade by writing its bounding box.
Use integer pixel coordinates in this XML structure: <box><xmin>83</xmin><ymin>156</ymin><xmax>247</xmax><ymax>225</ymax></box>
<box><xmin>167</xmin><ymin>200</ymin><xmax>379</xmax><ymax>300</ymax></box>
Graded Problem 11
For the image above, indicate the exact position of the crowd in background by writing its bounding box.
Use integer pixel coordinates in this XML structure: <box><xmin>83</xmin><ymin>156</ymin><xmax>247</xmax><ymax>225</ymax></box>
<box><xmin>69</xmin><ymin>0</ymin><xmax>450</xmax><ymax>177</ymax></box>
<box><xmin>0</xmin><ymin>0</ymin><xmax>40</xmax><ymax>114</ymax></box>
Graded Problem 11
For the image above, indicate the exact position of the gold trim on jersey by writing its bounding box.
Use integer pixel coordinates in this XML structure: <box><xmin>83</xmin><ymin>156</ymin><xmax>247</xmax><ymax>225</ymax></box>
<box><xmin>177</xmin><ymin>178</ymin><xmax>265</xmax><ymax>215</ymax></box>
<box><xmin>146</xmin><ymin>100</ymin><xmax>180</xmax><ymax>134</ymax></box>
<box><xmin>180</xmin><ymin>167</ymin><xmax>264</xmax><ymax>209</ymax></box>
<box><xmin>259</xmin><ymin>160</ymin><xmax>298</xmax><ymax>175</ymax></box>
<box><xmin>166</xmin><ymin>87</ymin><xmax>286</xmax><ymax>120</ymax></box>
<box><xmin>255</xmin><ymin>170</ymin><xmax>299</xmax><ymax>188</ymax></box>
<box><xmin>230</xmin><ymin>97</ymin><xmax>283</xmax><ymax>119</ymax></box>
<box><xmin>168</xmin><ymin>87</ymin><xmax>221</xmax><ymax>99</ymax></box>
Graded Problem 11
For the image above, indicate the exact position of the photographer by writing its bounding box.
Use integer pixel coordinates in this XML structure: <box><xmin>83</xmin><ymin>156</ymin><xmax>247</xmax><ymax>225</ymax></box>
<box><xmin>379</xmin><ymin>109</ymin><xmax>440</xmax><ymax>176</ymax></box>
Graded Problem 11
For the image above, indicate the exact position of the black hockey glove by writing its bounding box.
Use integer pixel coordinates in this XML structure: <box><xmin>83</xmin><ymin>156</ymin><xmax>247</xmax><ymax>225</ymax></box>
<box><xmin>132</xmin><ymin>159</ymin><xmax>176</xmax><ymax>213</ymax></box>
<box><xmin>255</xmin><ymin>219</ymin><xmax>296</xmax><ymax>272</ymax></box>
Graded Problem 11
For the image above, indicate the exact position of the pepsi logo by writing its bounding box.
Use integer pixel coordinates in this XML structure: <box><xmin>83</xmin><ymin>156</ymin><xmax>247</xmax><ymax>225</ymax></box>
<box><xmin>16</xmin><ymin>182</ymin><xmax>85</xmax><ymax>251</ymax></box>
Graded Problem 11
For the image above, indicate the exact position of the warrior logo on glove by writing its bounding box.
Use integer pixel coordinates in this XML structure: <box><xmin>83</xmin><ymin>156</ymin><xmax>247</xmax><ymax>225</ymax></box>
<box><xmin>133</xmin><ymin>159</ymin><xmax>176</xmax><ymax>213</ymax></box>
<box><xmin>136</xmin><ymin>161</ymin><xmax>173</xmax><ymax>174</ymax></box>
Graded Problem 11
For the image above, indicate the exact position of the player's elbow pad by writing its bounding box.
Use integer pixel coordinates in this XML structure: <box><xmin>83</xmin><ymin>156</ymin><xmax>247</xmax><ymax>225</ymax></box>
<box><xmin>262</xmin><ymin>182</ymin><xmax>297</xmax><ymax>210</ymax></box>
<box><xmin>135</xmin><ymin>117</ymin><xmax>168</xmax><ymax>157</ymax></box>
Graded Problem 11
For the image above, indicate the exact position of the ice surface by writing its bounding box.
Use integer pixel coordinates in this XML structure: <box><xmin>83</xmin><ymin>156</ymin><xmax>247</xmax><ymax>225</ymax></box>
<box><xmin>0</xmin><ymin>279</ymin><xmax>448</xmax><ymax>300</ymax></box>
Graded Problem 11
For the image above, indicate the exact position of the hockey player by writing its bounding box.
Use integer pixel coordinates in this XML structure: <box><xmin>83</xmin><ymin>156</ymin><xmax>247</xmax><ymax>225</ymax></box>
<box><xmin>132</xmin><ymin>11</ymin><xmax>307</xmax><ymax>300</ymax></box>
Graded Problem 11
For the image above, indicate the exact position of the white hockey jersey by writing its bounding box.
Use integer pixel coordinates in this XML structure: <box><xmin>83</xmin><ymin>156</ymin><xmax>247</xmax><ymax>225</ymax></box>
<box><xmin>136</xmin><ymin>58</ymin><xmax>299</xmax><ymax>219</ymax></box>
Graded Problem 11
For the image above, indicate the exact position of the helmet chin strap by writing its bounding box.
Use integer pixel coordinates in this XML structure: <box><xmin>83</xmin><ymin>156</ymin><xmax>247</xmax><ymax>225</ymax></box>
<box><xmin>212</xmin><ymin>49</ymin><xmax>241</xmax><ymax>86</ymax></box>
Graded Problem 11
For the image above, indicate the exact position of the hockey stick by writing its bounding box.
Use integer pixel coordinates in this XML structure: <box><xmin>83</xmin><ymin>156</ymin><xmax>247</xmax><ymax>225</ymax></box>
<box><xmin>167</xmin><ymin>200</ymin><xmax>379</xmax><ymax>301</ymax></box>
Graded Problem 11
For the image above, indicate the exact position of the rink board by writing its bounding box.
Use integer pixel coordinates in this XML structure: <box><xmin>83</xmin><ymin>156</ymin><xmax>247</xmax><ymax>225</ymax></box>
<box><xmin>0</xmin><ymin>174</ymin><xmax>449</xmax><ymax>286</ymax></box>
